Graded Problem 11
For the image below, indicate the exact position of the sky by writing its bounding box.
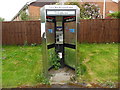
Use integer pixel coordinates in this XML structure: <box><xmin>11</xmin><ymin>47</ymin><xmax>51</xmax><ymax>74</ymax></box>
<box><xmin>0</xmin><ymin>0</ymin><xmax>30</xmax><ymax>21</ymax></box>
<box><xmin>0</xmin><ymin>0</ymin><xmax>119</xmax><ymax>21</ymax></box>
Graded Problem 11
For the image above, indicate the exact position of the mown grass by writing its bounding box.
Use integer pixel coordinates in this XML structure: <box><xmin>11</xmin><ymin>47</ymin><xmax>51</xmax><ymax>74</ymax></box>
<box><xmin>2</xmin><ymin>45</ymin><xmax>44</xmax><ymax>88</ymax></box>
<box><xmin>2</xmin><ymin>43</ymin><xmax>118</xmax><ymax>88</ymax></box>
<box><xmin>77</xmin><ymin>43</ymin><xmax>118</xmax><ymax>85</ymax></box>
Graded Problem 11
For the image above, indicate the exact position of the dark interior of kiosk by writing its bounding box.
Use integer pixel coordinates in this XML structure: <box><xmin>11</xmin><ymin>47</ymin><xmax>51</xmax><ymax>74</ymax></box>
<box><xmin>46</xmin><ymin>15</ymin><xmax>76</xmax><ymax>71</ymax></box>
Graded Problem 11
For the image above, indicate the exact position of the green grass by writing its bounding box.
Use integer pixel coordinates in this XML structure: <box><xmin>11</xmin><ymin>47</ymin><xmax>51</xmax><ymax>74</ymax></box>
<box><xmin>2</xmin><ymin>43</ymin><xmax>118</xmax><ymax>88</ymax></box>
<box><xmin>2</xmin><ymin>45</ymin><xmax>43</xmax><ymax>88</ymax></box>
<box><xmin>78</xmin><ymin>43</ymin><xmax>118</xmax><ymax>85</ymax></box>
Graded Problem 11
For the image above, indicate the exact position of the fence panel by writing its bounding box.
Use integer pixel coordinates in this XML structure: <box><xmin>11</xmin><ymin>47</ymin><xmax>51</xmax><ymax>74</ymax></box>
<box><xmin>78</xmin><ymin>19</ymin><xmax>119</xmax><ymax>43</ymax></box>
<box><xmin>2</xmin><ymin>19</ymin><xmax>119</xmax><ymax>45</ymax></box>
<box><xmin>2</xmin><ymin>21</ymin><xmax>41</xmax><ymax>45</ymax></box>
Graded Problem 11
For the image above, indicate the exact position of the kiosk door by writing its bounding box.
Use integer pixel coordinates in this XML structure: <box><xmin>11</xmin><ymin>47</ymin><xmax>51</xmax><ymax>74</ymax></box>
<box><xmin>46</xmin><ymin>15</ymin><xmax>77</xmax><ymax>69</ymax></box>
<box><xmin>64</xmin><ymin>16</ymin><xmax>77</xmax><ymax>69</ymax></box>
<box><xmin>46</xmin><ymin>16</ymin><xmax>56</xmax><ymax>69</ymax></box>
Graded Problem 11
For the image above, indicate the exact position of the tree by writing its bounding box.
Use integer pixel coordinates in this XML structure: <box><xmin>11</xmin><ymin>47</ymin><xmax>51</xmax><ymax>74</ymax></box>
<box><xmin>0</xmin><ymin>17</ymin><xmax>5</xmax><ymax>21</ymax></box>
<box><xmin>20</xmin><ymin>11</ymin><xmax>29</xmax><ymax>21</ymax></box>
<box><xmin>80</xmin><ymin>3</ymin><xmax>101</xmax><ymax>19</ymax></box>
<box><xmin>65</xmin><ymin>2</ymin><xmax>101</xmax><ymax>19</ymax></box>
<box><xmin>107</xmin><ymin>11</ymin><xmax>120</xmax><ymax>19</ymax></box>
<box><xmin>65</xmin><ymin>2</ymin><xmax>80</xmax><ymax>7</ymax></box>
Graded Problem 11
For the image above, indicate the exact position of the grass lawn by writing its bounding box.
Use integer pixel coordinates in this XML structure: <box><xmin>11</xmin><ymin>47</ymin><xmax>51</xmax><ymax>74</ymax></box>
<box><xmin>2</xmin><ymin>45</ymin><xmax>44</xmax><ymax>88</ymax></box>
<box><xmin>2</xmin><ymin>43</ymin><xmax>118</xmax><ymax>88</ymax></box>
<box><xmin>77</xmin><ymin>43</ymin><xmax>118</xmax><ymax>86</ymax></box>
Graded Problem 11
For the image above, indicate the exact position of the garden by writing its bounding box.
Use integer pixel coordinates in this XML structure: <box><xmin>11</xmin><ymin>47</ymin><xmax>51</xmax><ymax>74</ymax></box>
<box><xmin>1</xmin><ymin>1</ymin><xmax>119</xmax><ymax>89</ymax></box>
<box><xmin>2</xmin><ymin>43</ymin><xmax>118</xmax><ymax>88</ymax></box>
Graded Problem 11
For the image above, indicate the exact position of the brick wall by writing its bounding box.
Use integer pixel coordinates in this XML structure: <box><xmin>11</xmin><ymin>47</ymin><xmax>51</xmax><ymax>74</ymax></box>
<box><xmin>106</xmin><ymin>2</ymin><xmax>118</xmax><ymax>14</ymax></box>
<box><xmin>28</xmin><ymin>5</ymin><xmax>41</xmax><ymax>20</ymax></box>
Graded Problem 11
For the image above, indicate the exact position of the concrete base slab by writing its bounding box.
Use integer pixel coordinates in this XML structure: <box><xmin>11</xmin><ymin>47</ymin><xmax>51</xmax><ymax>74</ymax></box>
<box><xmin>48</xmin><ymin>66</ymin><xmax>75</xmax><ymax>84</ymax></box>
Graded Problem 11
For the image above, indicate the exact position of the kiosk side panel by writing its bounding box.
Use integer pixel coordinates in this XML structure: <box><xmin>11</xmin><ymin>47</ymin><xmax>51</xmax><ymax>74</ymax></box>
<box><xmin>46</xmin><ymin>16</ymin><xmax>56</xmax><ymax>69</ymax></box>
<box><xmin>64</xmin><ymin>16</ymin><xmax>77</xmax><ymax>69</ymax></box>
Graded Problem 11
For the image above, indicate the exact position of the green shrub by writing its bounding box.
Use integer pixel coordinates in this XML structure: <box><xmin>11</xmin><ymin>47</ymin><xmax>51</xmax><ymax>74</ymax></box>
<box><xmin>108</xmin><ymin>11</ymin><xmax>120</xmax><ymax>19</ymax></box>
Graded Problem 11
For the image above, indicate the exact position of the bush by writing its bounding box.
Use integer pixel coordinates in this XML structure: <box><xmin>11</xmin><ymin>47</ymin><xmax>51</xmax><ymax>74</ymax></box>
<box><xmin>20</xmin><ymin>11</ymin><xmax>30</xmax><ymax>21</ymax></box>
<box><xmin>108</xmin><ymin>11</ymin><xmax>120</xmax><ymax>19</ymax></box>
<box><xmin>0</xmin><ymin>17</ymin><xmax>4</xmax><ymax>21</ymax></box>
<box><xmin>80</xmin><ymin>3</ymin><xmax>101</xmax><ymax>19</ymax></box>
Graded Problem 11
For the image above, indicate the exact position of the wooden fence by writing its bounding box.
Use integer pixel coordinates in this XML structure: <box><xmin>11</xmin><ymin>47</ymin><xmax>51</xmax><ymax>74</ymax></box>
<box><xmin>2</xmin><ymin>21</ymin><xmax>41</xmax><ymax>45</ymax></box>
<box><xmin>78</xmin><ymin>19</ymin><xmax>119</xmax><ymax>43</ymax></box>
<box><xmin>2</xmin><ymin>19</ymin><xmax>119</xmax><ymax>45</ymax></box>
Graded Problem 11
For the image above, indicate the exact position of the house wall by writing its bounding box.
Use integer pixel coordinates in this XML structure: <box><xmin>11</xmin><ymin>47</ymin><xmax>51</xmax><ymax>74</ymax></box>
<box><xmin>105</xmin><ymin>2</ymin><xmax>118</xmax><ymax>14</ymax></box>
<box><xmin>28</xmin><ymin>5</ymin><xmax>41</xmax><ymax>20</ymax></box>
<box><xmin>94</xmin><ymin>2</ymin><xmax>118</xmax><ymax>17</ymax></box>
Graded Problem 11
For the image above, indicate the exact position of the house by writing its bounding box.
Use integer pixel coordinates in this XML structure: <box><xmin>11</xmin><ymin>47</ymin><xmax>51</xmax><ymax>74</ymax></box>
<box><xmin>12</xmin><ymin>0</ymin><xmax>119</xmax><ymax>21</ymax></box>
<box><xmin>12</xmin><ymin>0</ymin><xmax>57</xmax><ymax>21</ymax></box>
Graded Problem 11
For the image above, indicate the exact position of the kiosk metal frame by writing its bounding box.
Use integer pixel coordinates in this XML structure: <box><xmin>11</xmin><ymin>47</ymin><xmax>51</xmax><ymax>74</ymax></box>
<box><xmin>41</xmin><ymin>5</ymin><xmax>80</xmax><ymax>77</ymax></box>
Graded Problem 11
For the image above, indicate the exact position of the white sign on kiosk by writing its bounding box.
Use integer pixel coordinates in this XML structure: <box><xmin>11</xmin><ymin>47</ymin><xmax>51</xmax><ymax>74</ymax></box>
<box><xmin>47</xmin><ymin>11</ymin><xmax>75</xmax><ymax>16</ymax></box>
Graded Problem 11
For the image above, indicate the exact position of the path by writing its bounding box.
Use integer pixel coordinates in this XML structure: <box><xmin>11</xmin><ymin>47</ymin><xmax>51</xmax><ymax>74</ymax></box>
<box><xmin>48</xmin><ymin>66</ymin><xmax>75</xmax><ymax>84</ymax></box>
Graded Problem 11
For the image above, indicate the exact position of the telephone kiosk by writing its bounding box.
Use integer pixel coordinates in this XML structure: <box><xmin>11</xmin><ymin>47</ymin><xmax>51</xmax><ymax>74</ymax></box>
<box><xmin>41</xmin><ymin>5</ymin><xmax>80</xmax><ymax>77</ymax></box>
